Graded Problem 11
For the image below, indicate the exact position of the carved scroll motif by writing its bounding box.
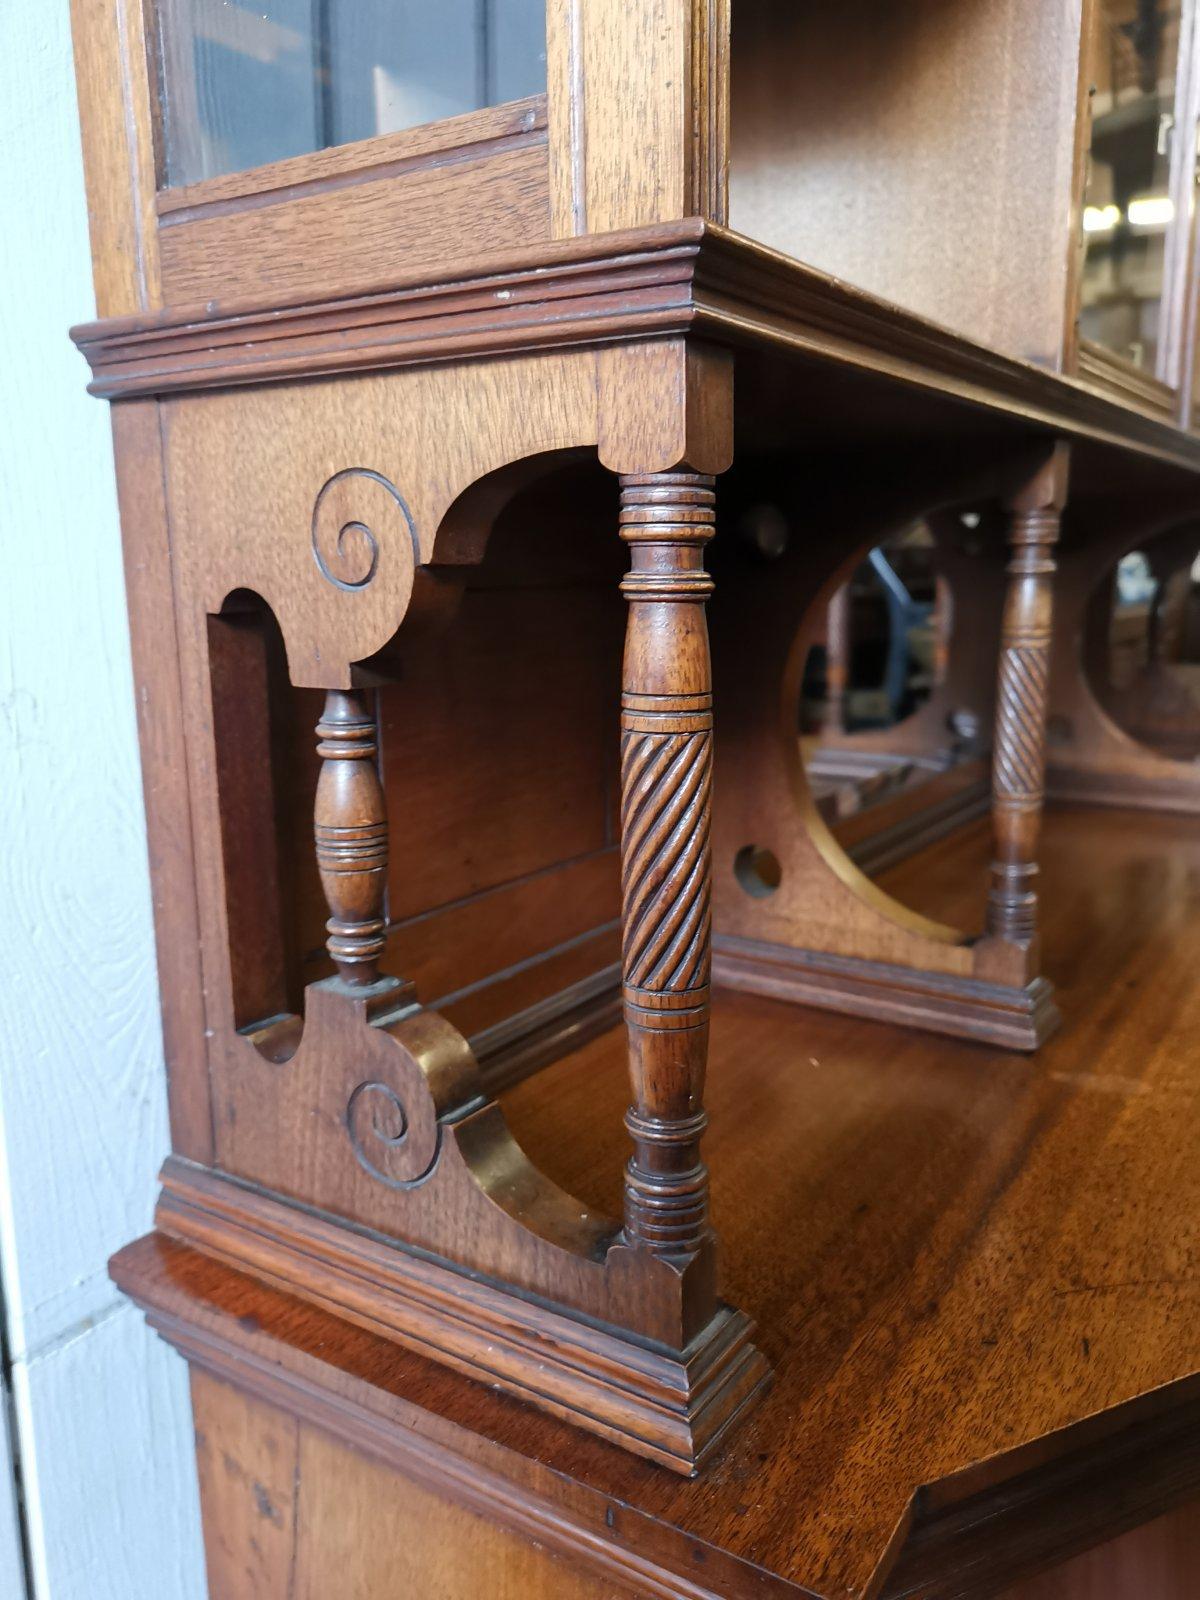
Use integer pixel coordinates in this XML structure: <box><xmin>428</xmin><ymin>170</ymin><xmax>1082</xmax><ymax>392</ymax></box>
<box><xmin>311</xmin><ymin>467</ymin><xmax>417</xmax><ymax>592</ymax></box>
<box><xmin>346</xmin><ymin>1078</ymin><xmax>442</xmax><ymax>1190</ymax></box>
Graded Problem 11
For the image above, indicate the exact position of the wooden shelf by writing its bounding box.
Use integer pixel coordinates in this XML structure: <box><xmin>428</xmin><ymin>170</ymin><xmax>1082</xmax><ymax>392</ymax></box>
<box><xmin>115</xmin><ymin>801</ymin><xmax>1200</xmax><ymax>1600</ymax></box>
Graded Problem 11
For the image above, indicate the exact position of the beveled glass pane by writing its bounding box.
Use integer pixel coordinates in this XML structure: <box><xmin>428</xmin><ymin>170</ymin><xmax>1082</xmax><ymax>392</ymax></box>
<box><xmin>1080</xmin><ymin>0</ymin><xmax>1184</xmax><ymax>374</ymax></box>
<box><xmin>155</xmin><ymin>0</ymin><xmax>547</xmax><ymax>189</ymax></box>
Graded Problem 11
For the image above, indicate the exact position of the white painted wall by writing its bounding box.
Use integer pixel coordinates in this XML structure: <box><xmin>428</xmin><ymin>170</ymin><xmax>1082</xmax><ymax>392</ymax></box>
<box><xmin>0</xmin><ymin>6</ymin><xmax>206</xmax><ymax>1598</ymax></box>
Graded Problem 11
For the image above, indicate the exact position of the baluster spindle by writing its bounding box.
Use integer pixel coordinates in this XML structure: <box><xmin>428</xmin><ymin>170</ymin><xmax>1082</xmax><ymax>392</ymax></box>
<box><xmin>617</xmin><ymin>471</ymin><xmax>715</xmax><ymax>1259</ymax></box>
<box><xmin>987</xmin><ymin>453</ymin><xmax>1067</xmax><ymax>946</ymax></box>
<box><xmin>315</xmin><ymin>689</ymin><xmax>388</xmax><ymax>985</ymax></box>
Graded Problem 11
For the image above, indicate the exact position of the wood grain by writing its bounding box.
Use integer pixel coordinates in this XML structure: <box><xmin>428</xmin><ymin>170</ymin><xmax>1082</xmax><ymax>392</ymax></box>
<box><xmin>72</xmin><ymin>221</ymin><xmax>1200</xmax><ymax>484</ymax></box>
<box><xmin>729</xmin><ymin>0</ymin><xmax>1086</xmax><ymax>366</ymax></box>
<box><xmin>191</xmin><ymin>1369</ymin><xmax>297</xmax><ymax>1600</ymax></box>
<box><xmin>999</xmin><ymin>1501</ymin><xmax>1200</xmax><ymax>1599</ymax></box>
<box><xmin>158</xmin><ymin>139</ymin><xmax>552</xmax><ymax>307</ymax></box>
<box><xmin>547</xmin><ymin>0</ymin><xmax>728</xmax><ymax>236</ymax></box>
<box><xmin>116</xmin><ymin>798</ymin><xmax>1200</xmax><ymax>1599</ymax></box>
<box><xmin>110</xmin><ymin>399</ymin><xmax>213</xmax><ymax>1160</ymax></box>
<box><xmin>68</xmin><ymin>0</ymin><xmax>161</xmax><ymax>315</ymax></box>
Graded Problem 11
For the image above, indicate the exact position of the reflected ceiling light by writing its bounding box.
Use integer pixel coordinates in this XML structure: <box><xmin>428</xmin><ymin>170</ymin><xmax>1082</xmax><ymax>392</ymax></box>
<box><xmin>1127</xmin><ymin>195</ymin><xmax>1174</xmax><ymax>228</ymax></box>
<box><xmin>1083</xmin><ymin>203</ymin><xmax>1121</xmax><ymax>233</ymax></box>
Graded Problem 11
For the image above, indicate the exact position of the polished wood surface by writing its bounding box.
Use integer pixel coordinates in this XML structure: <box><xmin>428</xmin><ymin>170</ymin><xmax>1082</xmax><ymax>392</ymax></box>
<box><xmin>118</xmin><ymin>801</ymin><xmax>1200</xmax><ymax>1600</ymax></box>
<box><xmin>68</xmin><ymin>0</ymin><xmax>1200</xmax><ymax>1586</ymax></box>
<box><xmin>190</xmin><ymin>1351</ymin><xmax>1200</xmax><ymax>1599</ymax></box>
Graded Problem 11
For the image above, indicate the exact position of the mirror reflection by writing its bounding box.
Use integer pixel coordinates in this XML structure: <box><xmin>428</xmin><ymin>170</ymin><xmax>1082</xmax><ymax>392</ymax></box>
<box><xmin>796</xmin><ymin>515</ymin><xmax>1001</xmax><ymax>893</ymax></box>
<box><xmin>1088</xmin><ymin>536</ymin><xmax>1200</xmax><ymax>759</ymax></box>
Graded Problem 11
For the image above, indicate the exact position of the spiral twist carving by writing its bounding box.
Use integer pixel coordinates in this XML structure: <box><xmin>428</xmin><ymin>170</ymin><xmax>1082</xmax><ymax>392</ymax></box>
<box><xmin>617</xmin><ymin>472</ymin><xmax>716</xmax><ymax>1258</ymax></box>
<box><xmin>620</xmin><ymin>728</ymin><xmax>712</xmax><ymax>994</ymax></box>
<box><xmin>987</xmin><ymin>486</ymin><xmax>1061</xmax><ymax>944</ymax></box>
<box><xmin>992</xmin><ymin>646</ymin><xmax>1049</xmax><ymax>802</ymax></box>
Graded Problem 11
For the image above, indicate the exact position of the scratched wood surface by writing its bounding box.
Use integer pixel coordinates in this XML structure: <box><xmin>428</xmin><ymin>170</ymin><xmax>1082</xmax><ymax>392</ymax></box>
<box><xmin>500</xmin><ymin>799</ymin><xmax>1200</xmax><ymax>1595</ymax></box>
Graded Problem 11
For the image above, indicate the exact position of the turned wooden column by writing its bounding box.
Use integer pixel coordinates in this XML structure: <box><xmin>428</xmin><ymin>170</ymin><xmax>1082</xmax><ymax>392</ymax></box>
<box><xmin>315</xmin><ymin>689</ymin><xmax>388</xmax><ymax>984</ymax></box>
<box><xmin>825</xmin><ymin>583</ymin><xmax>850</xmax><ymax>735</ymax></box>
<box><xmin>618</xmin><ymin>472</ymin><xmax>715</xmax><ymax>1259</ymax></box>
<box><xmin>986</xmin><ymin>453</ymin><xmax>1067</xmax><ymax>946</ymax></box>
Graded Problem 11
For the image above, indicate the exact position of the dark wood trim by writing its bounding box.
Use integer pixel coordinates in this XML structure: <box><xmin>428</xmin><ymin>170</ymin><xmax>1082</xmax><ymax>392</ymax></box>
<box><xmin>72</xmin><ymin>222</ymin><xmax>1200</xmax><ymax>476</ymax></box>
<box><xmin>712</xmin><ymin>936</ymin><xmax>1060</xmax><ymax>1052</ymax></box>
<box><xmin>472</xmin><ymin>963</ymin><xmax>621</xmax><ymax>1095</ymax></box>
<box><xmin>1076</xmin><ymin>339</ymin><xmax>1177</xmax><ymax>423</ymax></box>
<box><xmin>884</xmin><ymin>1401</ymin><xmax>1200</xmax><ymax>1599</ymax></box>
<box><xmin>154</xmin><ymin>1158</ymin><xmax>769</xmax><ymax>1477</ymax></box>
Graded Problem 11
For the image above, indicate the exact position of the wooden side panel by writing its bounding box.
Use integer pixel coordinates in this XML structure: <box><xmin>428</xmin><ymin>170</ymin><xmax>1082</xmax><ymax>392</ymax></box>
<box><xmin>191</xmin><ymin>1370</ymin><xmax>298</xmax><ymax>1600</ymax></box>
<box><xmin>193</xmin><ymin>1363</ymin><xmax>651</xmax><ymax>1598</ymax></box>
<box><xmin>110</xmin><ymin>400</ymin><xmax>213</xmax><ymax>1161</ymax></box>
<box><xmin>291</xmin><ymin>1421</ymin><xmax>631</xmax><ymax>1600</ymax></box>
<box><xmin>729</xmin><ymin>0</ymin><xmax>1086</xmax><ymax>366</ymax></box>
<box><xmin>1000</xmin><ymin>1500</ymin><xmax>1200</xmax><ymax>1599</ymax></box>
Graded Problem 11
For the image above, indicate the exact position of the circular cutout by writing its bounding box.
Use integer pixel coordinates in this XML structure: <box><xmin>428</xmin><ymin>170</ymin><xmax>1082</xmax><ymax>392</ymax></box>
<box><xmin>734</xmin><ymin>845</ymin><xmax>782</xmax><ymax>899</ymax></box>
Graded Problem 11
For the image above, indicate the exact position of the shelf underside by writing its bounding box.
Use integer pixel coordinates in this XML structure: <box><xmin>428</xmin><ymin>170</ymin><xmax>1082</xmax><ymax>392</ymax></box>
<box><xmin>119</xmin><ymin>801</ymin><xmax>1200</xmax><ymax>1599</ymax></box>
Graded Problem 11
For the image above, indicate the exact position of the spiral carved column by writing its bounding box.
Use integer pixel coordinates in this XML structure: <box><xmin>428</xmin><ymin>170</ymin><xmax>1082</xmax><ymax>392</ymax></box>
<box><xmin>618</xmin><ymin>472</ymin><xmax>715</xmax><ymax>1258</ymax></box>
<box><xmin>315</xmin><ymin>689</ymin><xmax>388</xmax><ymax>985</ymax></box>
<box><xmin>986</xmin><ymin>476</ymin><xmax>1063</xmax><ymax>946</ymax></box>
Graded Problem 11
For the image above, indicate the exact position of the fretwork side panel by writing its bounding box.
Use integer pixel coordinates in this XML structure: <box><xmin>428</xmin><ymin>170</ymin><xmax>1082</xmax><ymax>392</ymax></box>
<box><xmin>212</xmin><ymin>466</ymin><xmax>625</xmax><ymax>1058</ymax></box>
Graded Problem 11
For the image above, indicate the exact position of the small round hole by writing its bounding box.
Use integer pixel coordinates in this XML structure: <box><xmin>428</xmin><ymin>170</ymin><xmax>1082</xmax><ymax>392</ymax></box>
<box><xmin>734</xmin><ymin>845</ymin><xmax>782</xmax><ymax>899</ymax></box>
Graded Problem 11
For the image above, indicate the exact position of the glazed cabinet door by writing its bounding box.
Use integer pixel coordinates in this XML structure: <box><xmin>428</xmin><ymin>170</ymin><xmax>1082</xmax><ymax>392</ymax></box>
<box><xmin>1077</xmin><ymin>0</ymin><xmax>1200</xmax><ymax>419</ymax></box>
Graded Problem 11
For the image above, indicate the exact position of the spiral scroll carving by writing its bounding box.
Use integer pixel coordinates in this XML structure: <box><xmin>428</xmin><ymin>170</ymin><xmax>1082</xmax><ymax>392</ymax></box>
<box><xmin>346</xmin><ymin>1079</ymin><xmax>441</xmax><ymax>1190</ymax></box>
<box><xmin>620</xmin><ymin>728</ymin><xmax>713</xmax><ymax>995</ymax></box>
<box><xmin>311</xmin><ymin>468</ymin><xmax>416</xmax><ymax>592</ymax></box>
<box><xmin>992</xmin><ymin>646</ymin><xmax>1050</xmax><ymax>802</ymax></box>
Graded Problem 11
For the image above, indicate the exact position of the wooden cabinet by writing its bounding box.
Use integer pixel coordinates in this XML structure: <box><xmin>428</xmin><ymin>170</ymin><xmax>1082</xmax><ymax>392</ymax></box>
<box><xmin>68</xmin><ymin>2</ymin><xmax>1200</xmax><ymax>1595</ymax></box>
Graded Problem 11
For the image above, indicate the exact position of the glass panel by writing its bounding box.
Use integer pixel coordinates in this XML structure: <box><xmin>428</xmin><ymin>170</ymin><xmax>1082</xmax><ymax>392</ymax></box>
<box><xmin>155</xmin><ymin>0</ymin><xmax>547</xmax><ymax>189</ymax></box>
<box><xmin>1080</xmin><ymin>0</ymin><xmax>1184</xmax><ymax>374</ymax></box>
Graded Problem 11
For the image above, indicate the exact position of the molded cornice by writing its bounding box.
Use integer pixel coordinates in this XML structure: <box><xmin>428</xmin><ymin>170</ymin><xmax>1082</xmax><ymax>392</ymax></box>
<box><xmin>72</xmin><ymin>220</ymin><xmax>1200</xmax><ymax>475</ymax></box>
